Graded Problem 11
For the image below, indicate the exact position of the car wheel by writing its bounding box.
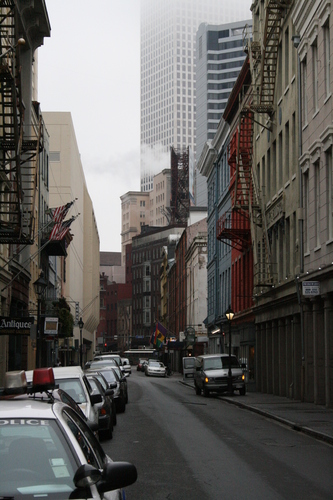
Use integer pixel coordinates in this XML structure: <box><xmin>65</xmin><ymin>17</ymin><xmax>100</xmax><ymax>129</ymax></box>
<box><xmin>239</xmin><ymin>386</ymin><xmax>246</xmax><ymax>396</ymax></box>
<box><xmin>203</xmin><ymin>387</ymin><xmax>210</xmax><ymax>397</ymax></box>
<box><xmin>102</xmin><ymin>420</ymin><xmax>113</xmax><ymax>440</ymax></box>
<box><xmin>195</xmin><ymin>383</ymin><xmax>201</xmax><ymax>395</ymax></box>
<box><xmin>120</xmin><ymin>398</ymin><xmax>126</xmax><ymax>413</ymax></box>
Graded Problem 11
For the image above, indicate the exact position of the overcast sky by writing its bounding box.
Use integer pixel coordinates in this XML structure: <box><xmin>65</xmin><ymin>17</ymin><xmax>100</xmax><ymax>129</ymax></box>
<box><xmin>38</xmin><ymin>0</ymin><xmax>141</xmax><ymax>252</ymax></box>
<box><xmin>38</xmin><ymin>0</ymin><xmax>252</xmax><ymax>253</ymax></box>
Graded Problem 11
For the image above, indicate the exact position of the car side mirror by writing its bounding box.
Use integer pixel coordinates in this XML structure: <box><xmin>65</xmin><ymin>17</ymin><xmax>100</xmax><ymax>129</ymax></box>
<box><xmin>90</xmin><ymin>393</ymin><xmax>102</xmax><ymax>405</ymax></box>
<box><xmin>97</xmin><ymin>461</ymin><xmax>137</xmax><ymax>493</ymax></box>
<box><xmin>105</xmin><ymin>388</ymin><xmax>114</xmax><ymax>397</ymax></box>
<box><xmin>109</xmin><ymin>382</ymin><xmax>117</xmax><ymax>390</ymax></box>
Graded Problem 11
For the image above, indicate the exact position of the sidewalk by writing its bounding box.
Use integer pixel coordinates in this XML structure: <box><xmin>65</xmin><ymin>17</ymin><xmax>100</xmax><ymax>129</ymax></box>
<box><xmin>177</xmin><ymin>374</ymin><xmax>333</xmax><ymax>446</ymax></box>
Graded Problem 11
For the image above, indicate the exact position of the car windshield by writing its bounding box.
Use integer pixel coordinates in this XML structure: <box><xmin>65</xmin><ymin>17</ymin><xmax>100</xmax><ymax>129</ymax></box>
<box><xmin>204</xmin><ymin>356</ymin><xmax>240</xmax><ymax>370</ymax></box>
<box><xmin>55</xmin><ymin>378</ymin><xmax>87</xmax><ymax>404</ymax></box>
<box><xmin>90</xmin><ymin>360</ymin><xmax>117</xmax><ymax>370</ymax></box>
<box><xmin>0</xmin><ymin>418</ymin><xmax>77</xmax><ymax>498</ymax></box>
<box><xmin>112</xmin><ymin>367</ymin><xmax>122</xmax><ymax>377</ymax></box>
<box><xmin>88</xmin><ymin>377</ymin><xmax>102</xmax><ymax>394</ymax></box>
<box><xmin>149</xmin><ymin>361</ymin><xmax>161</xmax><ymax>368</ymax></box>
<box><xmin>95</xmin><ymin>374</ymin><xmax>108</xmax><ymax>391</ymax></box>
<box><xmin>95</xmin><ymin>356</ymin><xmax>121</xmax><ymax>367</ymax></box>
<box><xmin>99</xmin><ymin>370</ymin><xmax>117</xmax><ymax>384</ymax></box>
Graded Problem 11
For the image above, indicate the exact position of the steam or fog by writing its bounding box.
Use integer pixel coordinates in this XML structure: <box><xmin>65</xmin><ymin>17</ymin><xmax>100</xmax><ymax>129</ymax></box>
<box><xmin>141</xmin><ymin>143</ymin><xmax>170</xmax><ymax>178</ymax></box>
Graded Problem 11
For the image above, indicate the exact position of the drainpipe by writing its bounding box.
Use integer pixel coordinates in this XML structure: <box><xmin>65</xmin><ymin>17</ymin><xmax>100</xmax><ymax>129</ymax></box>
<box><xmin>293</xmin><ymin>34</ymin><xmax>304</xmax><ymax>401</ymax></box>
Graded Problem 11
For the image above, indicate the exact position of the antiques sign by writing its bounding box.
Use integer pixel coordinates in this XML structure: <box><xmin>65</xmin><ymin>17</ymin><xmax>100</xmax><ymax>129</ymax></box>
<box><xmin>0</xmin><ymin>317</ymin><xmax>34</xmax><ymax>335</ymax></box>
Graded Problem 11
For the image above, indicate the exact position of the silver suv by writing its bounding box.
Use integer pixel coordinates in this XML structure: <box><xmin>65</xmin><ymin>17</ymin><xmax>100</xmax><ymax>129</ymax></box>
<box><xmin>194</xmin><ymin>354</ymin><xmax>246</xmax><ymax>396</ymax></box>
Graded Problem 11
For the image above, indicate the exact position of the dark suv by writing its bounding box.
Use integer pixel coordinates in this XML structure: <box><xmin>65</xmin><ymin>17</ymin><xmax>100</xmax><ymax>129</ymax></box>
<box><xmin>194</xmin><ymin>354</ymin><xmax>246</xmax><ymax>396</ymax></box>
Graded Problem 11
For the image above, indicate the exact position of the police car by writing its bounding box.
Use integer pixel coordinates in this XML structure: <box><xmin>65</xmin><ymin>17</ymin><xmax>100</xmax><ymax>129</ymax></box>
<box><xmin>0</xmin><ymin>368</ymin><xmax>137</xmax><ymax>499</ymax></box>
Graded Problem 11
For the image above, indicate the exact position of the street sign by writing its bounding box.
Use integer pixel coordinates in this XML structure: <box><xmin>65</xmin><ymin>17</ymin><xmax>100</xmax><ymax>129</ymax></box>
<box><xmin>302</xmin><ymin>281</ymin><xmax>320</xmax><ymax>296</ymax></box>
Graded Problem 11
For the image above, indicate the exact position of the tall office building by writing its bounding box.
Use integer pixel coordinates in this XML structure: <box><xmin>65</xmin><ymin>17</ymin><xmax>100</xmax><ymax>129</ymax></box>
<box><xmin>140</xmin><ymin>0</ymin><xmax>252</xmax><ymax>196</ymax></box>
<box><xmin>195</xmin><ymin>19</ymin><xmax>252</xmax><ymax>205</ymax></box>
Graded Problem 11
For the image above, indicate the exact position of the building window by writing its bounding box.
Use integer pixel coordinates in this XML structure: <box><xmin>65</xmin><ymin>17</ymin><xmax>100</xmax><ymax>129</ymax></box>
<box><xmin>285</xmin><ymin>121</ymin><xmax>289</xmax><ymax>181</ymax></box>
<box><xmin>272</xmin><ymin>140</ymin><xmax>276</xmax><ymax>195</ymax></box>
<box><xmin>304</xmin><ymin>170</ymin><xmax>309</xmax><ymax>253</ymax></box>
<box><xmin>285</xmin><ymin>217</ymin><xmax>290</xmax><ymax>277</ymax></box>
<box><xmin>267</xmin><ymin>148</ymin><xmax>271</xmax><ymax>200</ymax></box>
<box><xmin>262</xmin><ymin>155</ymin><xmax>266</xmax><ymax>201</ymax></box>
<box><xmin>312</xmin><ymin>39</ymin><xmax>318</xmax><ymax>113</ymax></box>
<box><xmin>284</xmin><ymin>27</ymin><xmax>289</xmax><ymax>87</ymax></box>
<box><xmin>324</xmin><ymin>19</ymin><xmax>331</xmax><ymax>98</ymax></box>
<box><xmin>315</xmin><ymin>161</ymin><xmax>320</xmax><ymax>248</ymax></box>
<box><xmin>292</xmin><ymin>113</ymin><xmax>296</xmax><ymax>174</ymax></box>
<box><xmin>49</xmin><ymin>151</ymin><xmax>60</xmax><ymax>162</ymax></box>
<box><xmin>278</xmin><ymin>132</ymin><xmax>283</xmax><ymax>189</ymax></box>
<box><xmin>301</xmin><ymin>56</ymin><xmax>308</xmax><ymax>126</ymax></box>
<box><xmin>327</xmin><ymin>148</ymin><xmax>333</xmax><ymax>240</ymax></box>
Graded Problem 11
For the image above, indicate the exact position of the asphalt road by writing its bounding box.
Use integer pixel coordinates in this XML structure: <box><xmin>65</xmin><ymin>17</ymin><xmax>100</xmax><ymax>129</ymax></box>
<box><xmin>103</xmin><ymin>371</ymin><xmax>333</xmax><ymax>500</ymax></box>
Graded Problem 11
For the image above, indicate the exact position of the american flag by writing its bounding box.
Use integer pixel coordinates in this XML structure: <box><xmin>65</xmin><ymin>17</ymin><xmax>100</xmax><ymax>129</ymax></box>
<box><xmin>49</xmin><ymin>216</ymin><xmax>77</xmax><ymax>241</ymax></box>
<box><xmin>46</xmin><ymin>201</ymin><xmax>74</xmax><ymax>223</ymax></box>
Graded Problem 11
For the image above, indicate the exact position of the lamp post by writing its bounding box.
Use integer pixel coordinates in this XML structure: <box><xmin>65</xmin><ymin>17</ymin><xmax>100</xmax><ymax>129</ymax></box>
<box><xmin>78</xmin><ymin>317</ymin><xmax>84</xmax><ymax>367</ymax></box>
<box><xmin>33</xmin><ymin>271</ymin><xmax>47</xmax><ymax>368</ymax></box>
<box><xmin>225</xmin><ymin>305</ymin><xmax>234</xmax><ymax>394</ymax></box>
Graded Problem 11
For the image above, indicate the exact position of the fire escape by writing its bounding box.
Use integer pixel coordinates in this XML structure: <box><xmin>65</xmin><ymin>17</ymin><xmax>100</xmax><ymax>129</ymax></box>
<box><xmin>217</xmin><ymin>0</ymin><xmax>292</xmax><ymax>288</ymax></box>
<box><xmin>0</xmin><ymin>2</ymin><xmax>42</xmax><ymax>244</ymax></box>
<box><xmin>169</xmin><ymin>146</ymin><xmax>190</xmax><ymax>226</ymax></box>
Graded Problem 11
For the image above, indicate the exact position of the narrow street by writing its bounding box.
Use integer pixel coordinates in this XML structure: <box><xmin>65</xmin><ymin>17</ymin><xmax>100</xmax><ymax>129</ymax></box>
<box><xmin>103</xmin><ymin>371</ymin><xmax>333</xmax><ymax>500</ymax></box>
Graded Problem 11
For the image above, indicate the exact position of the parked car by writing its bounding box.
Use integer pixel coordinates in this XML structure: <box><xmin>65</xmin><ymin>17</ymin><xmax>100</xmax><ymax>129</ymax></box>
<box><xmin>194</xmin><ymin>354</ymin><xmax>246</xmax><ymax>396</ymax></box>
<box><xmin>137</xmin><ymin>359</ymin><xmax>148</xmax><ymax>372</ymax></box>
<box><xmin>0</xmin><ymin>368</ymin><xmax>137</xmax><ymax>499</ymax></box>
<box><xmin>145</xmin><ymin>360</ymin><xmax>167</xmax><ymax>377</ymax></box>
<box><xmin>26</xmin><ymin>366</ymin><xmax>102</xmax><ymax>433</ymax></box>
<box><xmin>94</xmin><ymin>354</ymin><xmax>125</xmax><ymax>373</ymax></box>
<box><xmin>110</xmin><ymin>365</ymin><xmax>128</xmax><ymax>403</ymax></box>
<box><xmin>121</xmin><ymin>357</ymin><xmax>132</xmax><ymax>375</ymax></box>
<box><xmin>86</xmin><ymin>374</ymin><xmax>114</xmax><ymax>440</ymax></box>
<box><xmin>91</xmin><ymin>371</ymin><xmax>117</xmax><ymax>426</ymax></box>
<box><xmin>86</xmin><ymin>366</ymin><xmax>126</xmax><ymax>414</ymax></box>
<box><xmin>89</xmin><ymin>359</ymin><xmax>119</xmax><ymax>372</ymax></box>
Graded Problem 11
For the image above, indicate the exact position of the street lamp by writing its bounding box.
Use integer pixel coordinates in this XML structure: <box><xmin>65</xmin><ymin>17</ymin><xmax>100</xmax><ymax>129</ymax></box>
<box><xmin>78</xmin><ymin>317</ymin><xmax>84</xmax><ymax>367</ymax></box>
<box><xmin>33</xmin><ymin>271</ymin><xmax>47</xmax><ymax>368</ymax></box>
<box><xmin>225</xmin><ymin>305</ymin><xmax>235</xmax><ymax>394</ymax></box>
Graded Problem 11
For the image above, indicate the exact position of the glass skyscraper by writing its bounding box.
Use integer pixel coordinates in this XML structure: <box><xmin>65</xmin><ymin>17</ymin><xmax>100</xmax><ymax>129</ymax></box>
<box><xmin>140</xmin><ymin>0</ymin><xmax>252</xmax><ymax>197</ymax></box>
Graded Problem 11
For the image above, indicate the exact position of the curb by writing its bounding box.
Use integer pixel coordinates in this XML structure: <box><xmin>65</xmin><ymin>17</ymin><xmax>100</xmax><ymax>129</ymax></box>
<box><xmin>179</xmin><ymin>379</ymin><xmax>333</xmax><ymax>446</ymax></box>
